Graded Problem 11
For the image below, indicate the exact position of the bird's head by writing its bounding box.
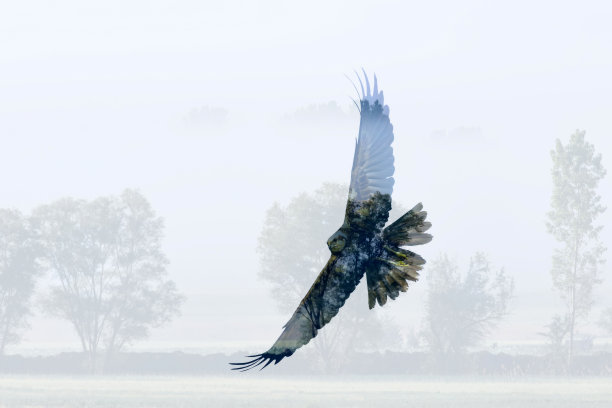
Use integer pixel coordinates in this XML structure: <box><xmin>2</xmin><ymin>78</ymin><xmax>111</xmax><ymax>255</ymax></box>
<box><xmin>327</xmin><ymin>229</ymin><xmax>348</xmax><ymax>254</ymax></box>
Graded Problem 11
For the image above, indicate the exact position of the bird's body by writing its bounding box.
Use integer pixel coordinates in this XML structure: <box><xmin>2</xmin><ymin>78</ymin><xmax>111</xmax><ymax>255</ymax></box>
<box><xmin>231</xmin><ymin>72</ymin><xmax>432</xmax><ymax>371</ymax></box>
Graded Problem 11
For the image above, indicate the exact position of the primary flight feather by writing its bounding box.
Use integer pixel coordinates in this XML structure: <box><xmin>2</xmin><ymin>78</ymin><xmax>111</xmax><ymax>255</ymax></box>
<box><xmin>231</xmin><ymin>71</ymin><xmax>432</xmax><ymax>371</ymax></box>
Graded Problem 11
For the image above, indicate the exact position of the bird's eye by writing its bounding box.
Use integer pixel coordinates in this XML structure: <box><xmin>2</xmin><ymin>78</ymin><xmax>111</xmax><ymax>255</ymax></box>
<box><xmin>328</xmin><ymin>236</ymin><xmax>346</xmax><ymax>253</ymax></box>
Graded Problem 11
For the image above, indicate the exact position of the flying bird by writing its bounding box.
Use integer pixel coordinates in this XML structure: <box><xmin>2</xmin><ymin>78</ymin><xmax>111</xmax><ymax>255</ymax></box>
<box><xmin>231</xmin><ymin>71</ymin><xmax>432</xmax><ymax>371</ymax></box>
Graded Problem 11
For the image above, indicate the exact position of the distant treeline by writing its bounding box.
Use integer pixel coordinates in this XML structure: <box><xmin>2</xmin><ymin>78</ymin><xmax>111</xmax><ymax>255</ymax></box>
<box><xmin>1</xmin><ymin>351</ymin><xmax>612</xmax><ymax>376</ymax></box>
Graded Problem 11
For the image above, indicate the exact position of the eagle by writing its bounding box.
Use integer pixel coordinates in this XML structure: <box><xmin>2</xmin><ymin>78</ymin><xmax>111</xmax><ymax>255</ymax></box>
<box><xmin>231</xmin><ymin>71</ymin><xmax>432</xmax><ymax>371</ymax></box>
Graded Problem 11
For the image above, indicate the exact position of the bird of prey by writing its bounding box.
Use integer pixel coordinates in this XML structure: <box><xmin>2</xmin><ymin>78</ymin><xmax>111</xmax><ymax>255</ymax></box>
<box><xmin>231</xmin><ymin>71</ymin><xmax>432</xmax><ymax>371</ymax></box>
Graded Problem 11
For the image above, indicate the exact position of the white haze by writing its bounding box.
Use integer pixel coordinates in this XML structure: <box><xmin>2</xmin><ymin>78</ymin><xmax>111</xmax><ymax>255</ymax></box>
<box><xmin>1</xmin><ymin>0</ymin><xmax>611</xmax><ymax>356</ymax></box>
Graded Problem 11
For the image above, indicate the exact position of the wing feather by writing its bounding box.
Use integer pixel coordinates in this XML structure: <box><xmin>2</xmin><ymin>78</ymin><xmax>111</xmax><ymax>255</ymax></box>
<box><xmin>348</xmin><ymin>72</ymin><xmax>395</xmax><ymax>202</ymax></box>
<box><xmin>231</xmin><ymin>253</ymin><xmax>363</xmax><ymax>370</ymax></box>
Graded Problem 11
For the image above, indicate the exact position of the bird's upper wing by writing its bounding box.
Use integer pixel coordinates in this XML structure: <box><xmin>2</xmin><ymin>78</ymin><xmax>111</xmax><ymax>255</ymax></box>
<box><xmin>230</xmin><ymin>253</ymin><xmax>363</xmax><ymax>371</ymax></box>
<box><xmin>348</xmin><ymin>71</ymin><xmax>395</xmax><ymax>202</ymax></box>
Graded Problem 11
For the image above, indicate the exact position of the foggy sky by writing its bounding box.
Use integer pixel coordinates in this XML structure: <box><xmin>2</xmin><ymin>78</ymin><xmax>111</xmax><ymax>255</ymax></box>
<box><xmin>1</xmin><ymin>0</ymin><xmax>611</xmax><ymax>353</ymax></box>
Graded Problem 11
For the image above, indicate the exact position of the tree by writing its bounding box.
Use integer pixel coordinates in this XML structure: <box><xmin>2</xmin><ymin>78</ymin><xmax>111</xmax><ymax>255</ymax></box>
<box><xmin>421</xmin><ymin>253</ymin><xmax>513</xmax><ymax>355</ymax></box>
<box><xmin>31</xmin><ymin>189</ymin><xmax>184</xmax><ymax>371</ymax></box>
<box><xmin>0</xmin><ymin>209</ymin><xmax>39</xmax><ymax>354</ymax></box>
<box><xmin>546</xmin><ymin>130</ymin><xmax>606</xmax><ymax>369</ymax></box>
<box><xmin>539</xmin><ymin>314</ymin><xmax>570</xmax><ymax>369</ymax></box>
<box><xmin>258</xmin><ymin>183</ymin><xmax>403</xmax><ymax>372</ymax></box>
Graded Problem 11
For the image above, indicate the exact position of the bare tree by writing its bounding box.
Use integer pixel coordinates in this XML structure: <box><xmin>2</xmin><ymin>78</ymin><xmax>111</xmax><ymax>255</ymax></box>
<box><xmin>0</xmin><ymin>209</ymin><xmax>39</xmax><ymax>354</ymax></box>
<box><xmin>258</xmin><ymin>183</ymin><xmax>403</xmax><ymax>372</ymax></box>
<box><xmin>31</xmin><ymin>190</ymin><xmax>184</xmax><ymax>371</ymax></box>
<box><xmin>421</xmin><ymin>253</ymin><xmax>514</xmax><ymax>355</ymax></box>
<box><xmin>546</xmin><ymin>130</ymin><xmax>606</xmax><ymax>369</ymax></box>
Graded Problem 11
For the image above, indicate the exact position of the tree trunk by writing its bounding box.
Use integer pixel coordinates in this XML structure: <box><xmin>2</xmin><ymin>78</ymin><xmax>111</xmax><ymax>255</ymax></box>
<box><xmin>568</xmin><ymin>235</ymin><xmax>580</xmax><ymax>372</ymax></box>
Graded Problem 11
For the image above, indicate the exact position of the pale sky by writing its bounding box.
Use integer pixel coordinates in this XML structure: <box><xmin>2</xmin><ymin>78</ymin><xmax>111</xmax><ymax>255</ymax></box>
<box><xmin>1</xmin><ymin>0</ymin><xmax>611</xmax><ymax>354</ymax></box>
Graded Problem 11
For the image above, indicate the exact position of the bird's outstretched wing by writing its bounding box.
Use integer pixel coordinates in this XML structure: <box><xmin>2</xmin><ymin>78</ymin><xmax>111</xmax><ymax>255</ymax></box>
<box><xmin>348</xmin><ymin>70</ymin><xmax>395</xmax><ymax>203</ymax></box>
<box><xmin>230</xmin><ymin>253</ymin><xmax>363</xmax><ymax>371</ymax></box>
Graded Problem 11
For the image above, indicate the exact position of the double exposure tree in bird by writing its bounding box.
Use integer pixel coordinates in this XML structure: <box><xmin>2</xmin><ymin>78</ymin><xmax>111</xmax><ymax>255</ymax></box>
<box><xmin>232</xmin><ymin>72</ymin><xmax>433</xmax><ymax>371</ymax></box>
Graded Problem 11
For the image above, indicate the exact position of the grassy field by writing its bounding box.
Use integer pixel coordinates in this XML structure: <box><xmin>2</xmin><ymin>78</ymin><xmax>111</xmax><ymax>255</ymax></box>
<box><xmin>1</xmin><ymin>375</ymin><xmax>611</xmax><ymax>407</ymax></box>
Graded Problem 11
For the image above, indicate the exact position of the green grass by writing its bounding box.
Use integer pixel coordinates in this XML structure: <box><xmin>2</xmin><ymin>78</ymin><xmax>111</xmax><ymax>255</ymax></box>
<box><xmin>0</xmin><ymin>375</ymin><xmax>611</xmax><ymax>407</ymax></box>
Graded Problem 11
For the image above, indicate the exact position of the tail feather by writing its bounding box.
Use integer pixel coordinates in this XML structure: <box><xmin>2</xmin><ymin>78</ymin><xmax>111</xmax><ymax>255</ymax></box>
<box><xmin>366</xmin><ymin>203</ymin><xmax>432</xmax><ymax>309</ymax></box>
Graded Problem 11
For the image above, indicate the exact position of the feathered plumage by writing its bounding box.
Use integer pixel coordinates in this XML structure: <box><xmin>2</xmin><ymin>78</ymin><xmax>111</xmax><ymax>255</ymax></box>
<box><xmin>231</xmin><ymin>71</ymin><xmax>432</xmax><ymax>371</ymax></box>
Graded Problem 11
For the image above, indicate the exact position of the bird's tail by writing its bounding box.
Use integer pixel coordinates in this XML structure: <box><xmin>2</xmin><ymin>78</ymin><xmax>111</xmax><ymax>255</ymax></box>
<box><xmin>366</xmin><ymin>203</ymin><xmax>432</xmax><ymax>309</ymax></box>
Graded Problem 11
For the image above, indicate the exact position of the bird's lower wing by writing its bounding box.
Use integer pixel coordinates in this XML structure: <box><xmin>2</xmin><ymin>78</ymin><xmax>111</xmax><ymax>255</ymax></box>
<box><xmin>228</xmin><ymin>311</ymin><xmax>314</xmax><ymax>371</ymax></box>
<box><xmin>231</xmin><ymin>253</ymin><xmax>363</xmax><ymax>371</ymax></box>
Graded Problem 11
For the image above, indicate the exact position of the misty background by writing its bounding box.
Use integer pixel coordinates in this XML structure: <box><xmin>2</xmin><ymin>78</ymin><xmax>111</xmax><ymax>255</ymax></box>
<box><xmin>1</xmin><ymin>0</ymin><xmax>611</xmax><ymax>367</ymax></box>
